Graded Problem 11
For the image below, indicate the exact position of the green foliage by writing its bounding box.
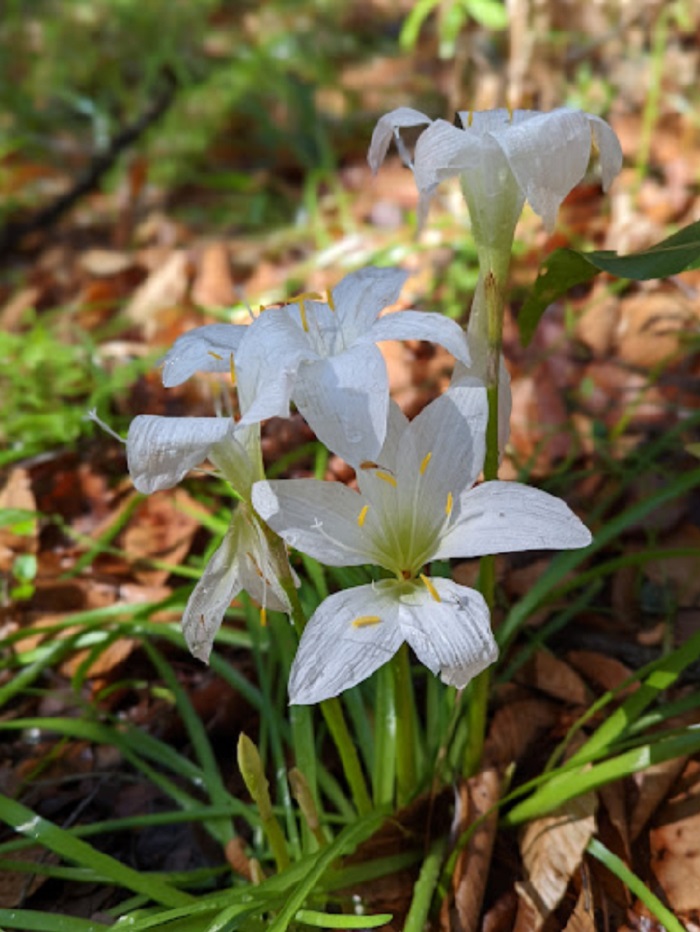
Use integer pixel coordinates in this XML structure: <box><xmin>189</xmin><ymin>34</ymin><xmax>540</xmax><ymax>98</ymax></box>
<box><xmin>0</xmin><ymin>310</ymin><xmax>155</xmax><ymax>466</ymax></box>
<box><xmin>518</xmin><ymin>219</ymin><xmax>700</xmax><ymax>345</ymax></box>
<box><xmin>400</xmin><ymin>0</ymin><xmax>508</xmax><ymax>58</ymax></box>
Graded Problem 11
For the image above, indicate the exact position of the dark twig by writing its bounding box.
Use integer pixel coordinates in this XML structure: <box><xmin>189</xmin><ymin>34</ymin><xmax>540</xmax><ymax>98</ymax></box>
<box><xmin>0</xmin><ymin>67</ymin><xmax>179</xmax><ymax>259</ymax></box>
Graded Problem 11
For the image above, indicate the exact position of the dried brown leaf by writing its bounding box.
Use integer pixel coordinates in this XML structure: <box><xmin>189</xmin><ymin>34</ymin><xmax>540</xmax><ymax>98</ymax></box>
<box><xmin>649</xmin><ymin>760</ymin><xmax>700</xmax><ymax>912</ymax></box>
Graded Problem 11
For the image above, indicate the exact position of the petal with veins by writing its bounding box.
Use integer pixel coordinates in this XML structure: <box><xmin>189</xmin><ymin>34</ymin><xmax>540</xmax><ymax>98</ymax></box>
<box><xmin>435</xmin><ymin>480</ymin><xmax>592</xmax><ymax>560</ymax></box>
<box><xmin>366</xmin><ymin>309</ymin><xmax>471</xmax><ymax>367</ymax></box>
<box><xmin>367</xmin><ymin>107</ymin><xmax>433</xmax><ymax>173</ymax></box>
<box><xmin>332</xmin><ymin>266</ymin><xmax>409</xmax><ymax>337</ymax></box>
<box><xmin>127</xmin><ymin>416</ymin><xmax>234</xmax><ymax>494</ymax></box>
<box><xmin>292</xmin><ymin>343</ymin><xmax>388</xmax><ymax>466</ymax></box>
<box><xmin>161</xmin><ymin>324</ymin><xmax>246</xmax><ymax>387</ymax></box>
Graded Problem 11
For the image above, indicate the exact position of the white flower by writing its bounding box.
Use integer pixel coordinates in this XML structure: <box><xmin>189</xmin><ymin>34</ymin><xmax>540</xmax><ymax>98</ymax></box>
<box><xmin>368</xmin><ymin>106</ymin><xmax>622</xmax><ymax>248</ymax></box>
<box><xmin>127</xmin><ymin>416</ymin><xmax>292</xmax><ymax>661</ymax></box>
<box><xmin>252</xmin><ymin>386</ymin><xmax>591</xmax><ymax>704</ymax></box>
<box><xmin>160</xmin><ymin>266</ymin><xmax>472</xmax><ymax>467</ymax></box>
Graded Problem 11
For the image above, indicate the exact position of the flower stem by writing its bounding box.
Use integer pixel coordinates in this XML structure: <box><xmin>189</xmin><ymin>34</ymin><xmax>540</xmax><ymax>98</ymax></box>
<box><xmin>393</xmin><ymin>642</ymin><xmax>417</xmax><ymax>807</ymax></box>
<box><xmin>268</xmin><ymin>527</ymin><xmax>373</xmax><ymax>817</ymax></box>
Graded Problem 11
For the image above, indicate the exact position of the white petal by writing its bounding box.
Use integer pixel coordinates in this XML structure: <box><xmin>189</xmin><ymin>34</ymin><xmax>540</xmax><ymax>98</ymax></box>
<box><xmin>289</xmin><ymin>583</ymin><xmax>404</xmax><ymax>704</ymax></box>
<box><xmin>452</xmin><ymin>340</ymin><xmax>513</xmax><ymax>458</ymax></box>
<box><xmin>292</xmin><ymin>344</ymin><xmax>389</xmax><ymax>466</ymax></box>
<box><xmin>252</xmin><ymin>479</ymin><xmax>375</xmax><ymax>566</ymax></box>
<box><xmin>412</xmin><ymin>119</ymin><xmax>474</xmax><ymax>219</ymax></box>
<box><xmin>397</xmin><ymin>384</ymin><xmax>488</xmax><ymax>499</ymax></box>
<box><xmin>367</xmin><ymin>107</ymin><xmax>433</xmax><ymax>173</ymax></box>
<box><xmin>366</xmin><ymin>310</ymin><xmax>471</xmax><ymax>367</ymax></box>
<box><xmin>181</xmin><ymin>520</ymin><xmax>243</xmax><ymax>663</ymax></box>
<box><xmin>235</xmin><ymin>310</ymin><xmax>316</xmax><ymax>421</ymax></box>
<box><xmin>495</xmin><ymin>108</ymin><xmax>592</xmax><ymax>232</ymax></box>
<box><xmin>332</xmin><ymin>266</ymin><xmax>409</xmax><ymax>338</ymax></box>
<box><xmin>435</xmin><ymin>481</ymin><xmax>592</xmax><ymax>560</ymax></box>
<box><xmin>126</xmin><ymin>416</ymin><xmax>233</xmax><ymax>493</ymax></box>
<box><xmin>161</xmin><ymin>324</ymin><xmax>245</xmax><ymax>387</ymax></box>
<box><xmin>235</xmin><ymin>506</ymin><xmax>292</xmax><ymax>613</ymax></box>
<box><xmin>586</xmin><ymin>114</ymin><xmax>623</xmax><ymax>191</ymax></box>
<box><xmin>397</xmin><ymin>577</ymin><xmax>496</xmax><ymax>688</ymax></box>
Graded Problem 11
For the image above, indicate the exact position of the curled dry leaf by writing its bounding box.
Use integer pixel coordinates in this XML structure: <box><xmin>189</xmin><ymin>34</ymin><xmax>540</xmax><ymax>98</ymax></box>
<box><xmin>516</xmin><ymin>791</ymin><xmax>598</xmax><ymax>931</ymax></box>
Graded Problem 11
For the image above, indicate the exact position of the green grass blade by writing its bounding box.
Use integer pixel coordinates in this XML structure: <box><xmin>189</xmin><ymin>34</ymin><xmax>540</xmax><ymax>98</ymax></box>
<box><xmin>587</xmin><ymin>838</ymin><xmax>685</xmax><ymax>932</ymax></box>
<box><xmin>0</xmin><ymin>795</ymin><xmax>193</xmax><ymax>907</ymax></box>
<box><xmin>295</xmin><ymin>909</ymin><xmax>393</xmax><ymax>928</ymax></box>
<box><xmin>0</xmin><ymin>909</ymin><xmax>111</xmax><ymax>931</ymax></box>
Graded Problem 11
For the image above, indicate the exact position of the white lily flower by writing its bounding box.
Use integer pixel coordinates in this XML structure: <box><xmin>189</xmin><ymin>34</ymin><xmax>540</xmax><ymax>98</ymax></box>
<box><xmin>127</xmin><ymin>416</ymin><xmax>292</xmax><ymax>662</ymax></box>
<box><xmin>160</xmin><ymin>266</ymin><xmax>472</xmax><ymax>467</ymax></box>
<box><xmin>253</xmin><ymin>385</ymin><xmax>591</xmax><ymax>704</ymax></box>
<box><xmin>368</xmin><ymin>106</ymin><xmax>623</xmax><ymax>249</ymax></box>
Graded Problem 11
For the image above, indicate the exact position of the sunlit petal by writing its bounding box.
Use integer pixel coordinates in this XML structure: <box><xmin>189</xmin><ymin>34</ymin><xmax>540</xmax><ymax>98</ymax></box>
<box><xmin>161</xmin><ymin>324</ymin><xmax>246</xmax><ymax>387</ymax></box>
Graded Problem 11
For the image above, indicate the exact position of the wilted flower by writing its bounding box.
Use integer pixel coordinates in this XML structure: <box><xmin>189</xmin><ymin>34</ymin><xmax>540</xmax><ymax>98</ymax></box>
<box><xmin>253</xmin><ymin>385</ymin><xmax>591</xmax><ymax>704</ymax></box>
<box><xmin>127</xmin><ymin>416</ymin><xmax>292</xmax><ymax>661</ymax></box>
<box><xmin>368</xmin><ymin>106</ymin><xmax>623</xmax><ymax>252</ymax></box>
<box><xmin>160</xmin><ymin>266</ymin><xmax>472</xmax><ymax>467</ymax></box>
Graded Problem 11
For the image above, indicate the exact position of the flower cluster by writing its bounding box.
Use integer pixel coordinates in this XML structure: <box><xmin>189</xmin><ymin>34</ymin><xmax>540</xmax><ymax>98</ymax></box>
<box><xmin>127</xmin><ymin>104</ymin><xmax>620</xmax><ymax>705</ymax></box>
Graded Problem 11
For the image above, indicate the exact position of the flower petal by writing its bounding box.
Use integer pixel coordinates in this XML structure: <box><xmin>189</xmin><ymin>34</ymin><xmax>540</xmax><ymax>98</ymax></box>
<box><xmin>494</xmin><ymin>108</ymin><xmax>593</xmax><ymax>232</ymax></box>
<box><xmin>367</xmin><ymin>107</ymin><xmax>433</xmax><ymax>173</ymax></box>
<box><xmin>235</xmin><ymin>309</ymin><xmax>317</xmax><ymax>421</ymax></box>
<box><xmin>181</xmin><ymin>519</ymin><xmax>242</xmax><ymax>663</ymax></box>
<box><xmin>332</xmin><ymin>266</ymin><xmax>409</xmax><ymax>338</ymax></box>
<box><xmin>366</xmin><ymin>309</ymin><xmax>471</xmax><ymax>367</ymax></box>
<box><xmin>587</xmin><ymin>114</ymin><xmax>623</xmax><ymax>191</ymax></box>
<box><xmin>252</xmin><ymin>479</ymin><xmax>375</xmax><ymax>566</ymax></box>
<box><xmin>397</xmin><ymin>577</ymin><xmax>496</xmax><ymax>688</ymax></box>
<box><xmin>126</xmin><ymin>416</ymin><xmax>234</xmax><ymax>493</ymax></box>
<box><xmin>161</xmin><ymin>324</ymin><xmax>246</xmax><ymax>387</ymax></box>
<box><xmin>435</xmin><ymin>480</ymin><xmax>592</xmax><ymax>560</ymax></box>
<box><xmin>289</xmin><ymin>583</ymin><xmax>405</xmax><ymax>704</ymax></box>
<box><xmin>292</xmin><ymin>343</ymin><xmax>389</xmax><ymax>466</ymax></box>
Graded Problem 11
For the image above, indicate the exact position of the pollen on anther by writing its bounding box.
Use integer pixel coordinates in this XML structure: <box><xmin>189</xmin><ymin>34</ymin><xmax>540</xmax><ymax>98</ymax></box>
<box><xmin>299</xmin><ymin>299</ymin><xmax>309</xmax><ymax>333</ymax></box>
<box><xmin>445</xmin><ymin>491</ymin><xmax>453</xmax><ymax>517</ymax></box>
<box><xmin>327</xmin><ymin>288</ymin><xmax>336</xmax><ymax>312</ymax></box>
<box><xmin>357</xmin><ymin>504</ymin><xmax>369</xmax><ymax>527</ymax></box>
<box><xmin>229</xmin><ymin>353</ymin><xmax>237</xmax><ymax>384</ymax></box>
<box><xmin>375</xmin><ymin>471</ymin><xmax>397</xmax><ymax>488</ymax></box>
<box><xmin>420</xmin><ymin>451</ymin><xmax>432</xmax><ymax>475</ymax></box>
<box><xmin>468</xmin><ymin>111</ymin><xmax>474</xmax><ymax>127</ymax></box>
<box><xmin>420</xmin><ymin>574</ymin><xmax>442</xmax><ymax>603</ymax></box>
<box><xmin>260</xmin><ymin>607</ymin><xmax>267</xmax><ymax>627</ymax></box>
<box><xmin>352</xmin><ymin>615</ymin><xmax>382</xmax><ymax>628</ymax></box>
<box><xmin>207</xmin><ymin>351</ymin><xmax>224</xmax><ymax>361</ymax></box>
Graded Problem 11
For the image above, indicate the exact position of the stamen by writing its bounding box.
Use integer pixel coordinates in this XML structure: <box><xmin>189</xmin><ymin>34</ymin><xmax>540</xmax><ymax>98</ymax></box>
<box><xmin>260</xmin><ymin>607</ymin><xmax>267</xmax><ymax>627</ymax></box>
<box><xmin>360</xmin><ymin>460</ymin><xmax>381</xmax><ymax>471</ymax></box>
<box><xmin>229</xmin><ymin>353</ymin><xmax>236</xmax><ymax>385</ymax></box>
<box><xmin>420</xmin><ymin>574</ymin><xmax>442</xmax><ymax>603</ymax></box>
<box><xmin>375</xmin><ymin>471</ymin><xmax>397</xmax><ymax>488</ymax></box>
<box><xmin>507</xmin><ymin>102</ymin><xmax>514</xmax><ymax>123</ymax></box>
<box><xmin>419</xmin><ymin>451</ymin><xmax>432</xmax><ymax>475</ymax></box>
<box><xmin>445</xmin><ymin>491</ymin><xmax>453</xmax><ymax>517</ymax></box>
<box><xmin>357</xmin><ymin>504</ymin><xmax>369</xmax><ymax>527</ymax></box>
<box><xmin>207</xmin><ymin>351</ymin><xmax>224</xmax><ymax>361</ymax></box>
<box><xmin>352</xmin><ymin>615</ymin><xmax>382</xmax><ymax>628</ymax></box>
<box><xmin>327</xmin><ymin>288</ymin><xmax>336</xmax><ymax>311</ymax></box>
<box><xmin>468</xmin><ymin>111</ymin><xmax>474</xmax><ymax>127</ymax></box>
<box><xmin>298</xmin><ymin>298</ymin><xmax>309</xmax><ymax>333</ymax></box>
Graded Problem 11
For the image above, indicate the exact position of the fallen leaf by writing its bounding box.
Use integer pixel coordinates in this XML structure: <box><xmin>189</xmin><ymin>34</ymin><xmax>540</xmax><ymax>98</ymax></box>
<box><xmin>649</xmin><ymin>759</ymin><xmax>700</xmax><ymax>912</ymax></box>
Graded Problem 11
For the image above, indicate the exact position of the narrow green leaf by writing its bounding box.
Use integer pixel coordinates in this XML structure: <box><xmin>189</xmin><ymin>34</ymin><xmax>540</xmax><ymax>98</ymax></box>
<box><xmin>518</xmin><ymin>219</ymin><xmax>700</xmax><ymax>345</ymax></box>
<box><xmin>0</xmin><ymin>909</ymin><xmax>110</xmax><ymax>931</ymax></box>
<box><xmin>588</xmin><ymin>839</ymin><xmax>686</xmax><ymax>932</ymax></box>
<box><xmin>0</xmin><ymin>796</ymin><xmax>192</xmax><ymax>908</ymax></box>
<box><xmin>295</xmin><ymin>909</ymin><xmax>393</xmax><ymax>928</ymax></box>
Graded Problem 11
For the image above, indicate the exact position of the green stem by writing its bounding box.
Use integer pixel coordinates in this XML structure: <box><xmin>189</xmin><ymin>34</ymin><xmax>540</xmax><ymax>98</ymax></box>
<box><xmin>393</xmin><ymin>642</ymin><xmax>417</xmax><ymax>806</ymax></box>
<box><xmin>269</xmin><ymin>527</ymin><xmax>373</xmax><ymax>817</ymax></box>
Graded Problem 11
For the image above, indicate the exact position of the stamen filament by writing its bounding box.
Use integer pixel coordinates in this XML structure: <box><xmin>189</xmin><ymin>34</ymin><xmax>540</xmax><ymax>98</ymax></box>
<box><xmin>419</xmin><ymin>451</ymin><xmax>432</xmax><ymax>475</ymax></box>
<box><xmin>420</xmin><ymin>574</ymin><xmax>442</xmax><ymax>603</ymax></box>
<box><xmin>375</xmin><ymin>471</ymin><xmax>397</xmax><ymax>488</ymax></box>
<box><xmin>207</xmin><ymin>351</ymin><xmax>224</xmax><ymax>360</ymax></box>
<box><xmin>352</xmin><ymin>615</ymin><xmax>382</xmax><ymax>628</ymax></box>
<box><xmin>229</xmin><ymin>353</ymin><xmax>236</xmax><ymax>385</ymax></box>
<box><xmin>445</xmin><ymin>491</ymin><xmax>453</xmax><ymax>517</ymax></box>
<box><xmin>357</xmin><ymin>504</ymin><xmax>369</xmax><ymax>527</ymax></box>
<box><xmin>468</xmin><ymin>111</ymin><xmax>474</xmax><ymax>127</ymax></box>
<box><xmin>299</xmin><ymin>299</ymin><xmax>309</xmax><ymax>332</ymax></box>
<box><xmin>327</xmin><ymin>288</ymin><xmax>336</xmax><ymax>311</ymax></box>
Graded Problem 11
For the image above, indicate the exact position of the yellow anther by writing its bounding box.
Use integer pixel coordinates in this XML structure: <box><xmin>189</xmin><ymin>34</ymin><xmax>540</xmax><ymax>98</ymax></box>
<box><xmin>420</xmin><ymin>574</ymin><xmax>442</xmax><ymax>603</ymax></box>
<box><xmin>507</xmin><ymin>102</ymin><xmax>514</xmax><ymax>122</ymax></box>
<box><xmin>352</xmin><ymin>615</ymin><xmax>382</xmax><ymax>628</ymax></box>
<box><xmin>357</xmin><ymin>504</ymin><xmax>369</xmax><ymax>527</ymax></box>
<box><xmin>375</xmin><ymin>471</ymin><xmax>397</xmax><ymax>488</ymax></box>
<box><xmin>299</xmin><ymin>299</ymin><xmax>309</xmax><ymax>333</ymax></box>
<box><xmin>260</xmin><ymin>607</ymin><xmax>267</xmax><ymax>628</ymax></box>
<box><xmin>229</xmin><ymin>353</ymin><xmax>237</xmax><ymax>385</ymax></box>
<box><xmin>468</xmin><ymin>111</ymin><xmax>474</xmax><ymax>127</ymax></box>
<box><xmin>445</xmin><ymin>491</ymin><xmax>453</xmax><ymax>517</ymax></box>
<box><xmin>327</xmin><ymin>288</ymin><xmax>336</xmax><ymax>311</ymax></box>
<box><xmin>420</xmin><ymin>451</ymin><xmax>432</xmax><ymax>475</ymax></box>
<box><xmin>208</xmin><ymin>351</ymin><xmax>224</xmax><ymax>361</ymax></box>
